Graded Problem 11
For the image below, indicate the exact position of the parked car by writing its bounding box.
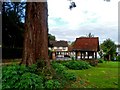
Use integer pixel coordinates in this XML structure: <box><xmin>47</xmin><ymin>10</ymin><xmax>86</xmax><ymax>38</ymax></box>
<box><xmin>64</xmin><ymin>55</ymin><xmax>70</xmax><ymax>58</ymax></box>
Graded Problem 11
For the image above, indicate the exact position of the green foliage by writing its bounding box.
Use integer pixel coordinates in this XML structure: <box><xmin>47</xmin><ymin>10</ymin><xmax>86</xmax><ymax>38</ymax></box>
<box><xmin>98</xmin><ymin>59</ymin><xmax>104</xmax><ymax>63</ymax></box>
<box><xmin>63</xmin><ymin>72</ymin><xmax>76</xmax><ymax>81</ymax></box>
<box><xmin>89</xmin><ymin>60</ymin><xmax>99</xmax><ymax>66</ymax></box>
<box><xmin>51</xmin><ymin>62</ymin><xmax>67</xmax><ymax>74</ymax></box>
<box><xmin>100</xmin><ymin>39</ymin><xmax>116</xmax><ymax>59</ymax></box>
<box><xmin>17</xmin><ymin>72</ymin><xmax>44</xmax><ymax>89</ymax></box>
<box><xmin>36</xmin><ymin>59</ymin><xmax>45</xmax><ymax>69</ymax></box>
<box><xmin>63</xmin><ymin>60</ymin><xmax>91</xmax><ymax>70</ymax></box>
<box><xmin>71</xmin><ymin>56</ymin><xmax>75</xmax><ymax>60</ymax></box>
<box><xmin>0</xmin><ymin>66</ymin><xmax>2</xmax><ymax>90</ymax></box>
<box><xmin>45</xmin><ymin>80</ymin><xmax>54</xmax><ymax>89</ymax></box>
<box><xmin>54</xmin><ymin>60</ymin><xmax>71</xmax><ymax>64</ymax></box>
<box><xmin>2</xmin><ymin>64</ymin><xmax>44</xmax><ymax>89</ymax></box>
<box><xmin>45</xmin><ymin>80</ymin><xmax>61</xmax><ymax>89</ymax></box>
<box><xmin>2</xmin><ymin>62</ymin><xmax>77</xmax><ymax>89</ymax></box>
<box><xmin>2</xmin><ymin>2</ymin><xmax>25</xmax><ymax>48</ymax></box>
<box><xmin>116</xmin><ymin>56</ymin><xmax>120</xmax><ymax>61</ymax></box>
<box><xmin>51</xmin><ymin>62</ymin><xmax>76</xmax><ymax>87</ymax></box>
<box><xmin>48</xmin><ymin>33</ymin><xmax>56</xmax><ymax>41</ymax></box>
<box><xmin>98</xmin><ymin>50</ymin><xmax>104</xmax><ymax>58</ymax></box>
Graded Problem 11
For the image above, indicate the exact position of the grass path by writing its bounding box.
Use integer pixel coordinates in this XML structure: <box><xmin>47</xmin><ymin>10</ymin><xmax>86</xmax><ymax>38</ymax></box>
<box><xmin>67</xmin><ymin>61</ymin><xmax>119</xmax><ymax>88</ymax></box>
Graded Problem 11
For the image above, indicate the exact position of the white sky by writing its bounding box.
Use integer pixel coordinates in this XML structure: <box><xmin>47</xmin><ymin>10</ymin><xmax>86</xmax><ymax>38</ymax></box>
<box><xmin>48</xmin><ymin>0</ymin><xmax>119</xmax><ymax>44</ymax></box>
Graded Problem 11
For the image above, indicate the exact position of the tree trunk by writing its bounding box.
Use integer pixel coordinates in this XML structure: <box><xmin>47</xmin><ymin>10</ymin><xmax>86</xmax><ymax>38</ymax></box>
<box><xmin>20</xmin><ymin>2</ymin><xmax>50</xmax><ymax>67</ymax></box>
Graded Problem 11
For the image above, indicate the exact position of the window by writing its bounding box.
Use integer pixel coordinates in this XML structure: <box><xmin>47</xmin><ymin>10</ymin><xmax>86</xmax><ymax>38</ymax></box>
<box><xmin>63</xmin><ymin>47</ymin><xmax>66</xmax><ymax>50</ymax></box>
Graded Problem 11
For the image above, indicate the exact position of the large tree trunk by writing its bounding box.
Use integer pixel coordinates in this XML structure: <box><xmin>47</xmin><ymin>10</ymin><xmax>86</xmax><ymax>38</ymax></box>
<box><xmin>20</xmin><ymin>2</ymin><xmax>50</xmax><ymax>67</ymax></box>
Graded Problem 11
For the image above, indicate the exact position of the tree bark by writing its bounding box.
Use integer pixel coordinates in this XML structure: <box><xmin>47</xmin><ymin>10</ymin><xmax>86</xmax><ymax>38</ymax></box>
<box><xmin>20</xmin><ymin>2</ymin><xmax>50</xmax><ymax>67</ymax></box>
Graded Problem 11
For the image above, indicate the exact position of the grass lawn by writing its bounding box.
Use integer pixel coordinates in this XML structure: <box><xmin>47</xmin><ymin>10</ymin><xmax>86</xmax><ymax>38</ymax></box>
<box><xmin>67</xmin><ymin>61</ymin><xmax>119</xmax><ymax>88</ymax></box>
<box><xmin>1</xmin><ymin>60</ymin><xmax>119</xmax><ymax>89</ymax></box>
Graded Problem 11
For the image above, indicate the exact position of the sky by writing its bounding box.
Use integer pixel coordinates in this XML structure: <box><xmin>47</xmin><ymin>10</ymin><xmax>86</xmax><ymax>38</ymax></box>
<box><xmin>48</xmin><ymin>0</ymin><xmax>119</xmax><ymax>44</ymax></box>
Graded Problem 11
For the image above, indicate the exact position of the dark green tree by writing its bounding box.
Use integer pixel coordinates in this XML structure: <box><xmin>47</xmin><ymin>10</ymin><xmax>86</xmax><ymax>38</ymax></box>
<box><xmin>98</xmin><ymin>49</ymin><xmax>103</xmax><ymax>59</ymax></box>
<box><xmin>2</xmin><ymin>2</ymin><xmax>25</xmax><ymax>48</ymax></box>
<box><xmin>48</xmin><ymin>34</ymin><xmax>56</xmax><ymax>41</ymax></box>
<box><xmin>48</xmin><ymin>33</ymin><xmax>56</xmax><ymax>48</ymax></box>
<box><xmin>100</xmin><ymin>39</ymin><xmax>116</xmax><ymax>60</ymax></box>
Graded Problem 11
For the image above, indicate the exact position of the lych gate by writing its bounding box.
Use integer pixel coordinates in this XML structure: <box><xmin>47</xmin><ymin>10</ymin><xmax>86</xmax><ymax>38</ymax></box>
<box><xmin>73</xmin><ymin>37</ymin><xmax>100</xmax><ymax>60</ymax></box>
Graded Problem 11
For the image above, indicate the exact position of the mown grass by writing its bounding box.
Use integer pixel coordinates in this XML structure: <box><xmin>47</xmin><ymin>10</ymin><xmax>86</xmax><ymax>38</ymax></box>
<box><xmin>66</xmin><ymin>61</ymin><xmax>119</xmax><ymax>88</ymax></box>
<box><xmin>1</xmin><ymin>59</ymin><xmax>120</xmax><ymax>89</ymax></box>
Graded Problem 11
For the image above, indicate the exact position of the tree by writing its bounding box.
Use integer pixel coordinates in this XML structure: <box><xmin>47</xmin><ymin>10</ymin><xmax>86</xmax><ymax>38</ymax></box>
<box><xmin>87</xmin><ymin>33</ymin><xmax>94</xmax><ymax>37</ymax></box>
<box><xmin>20</xmin><ymin>2</ymin><xmax>50</xmax><ymax>67</ymax></box>
<box><xmin>98</xmin><ymin>49</ymin><xmax>103</xmax><ymax>59</ymax></box>
<box><xmin>100</xmin><ymin>39</ymin><xmax>116</xmax><ymax>60</ymax></box>
<box><xmin>48</xmin><ymin>33</ymin><xmax>56</xmax><ymax>48</ymax></box>
<box><xmin>48</xmin><ymin>34</ymin><xmax>56</xmax><ymax>41</ymax></box>
<box><xmin>2</xmin><ymin>2</ymin><xmax>25</xmax><ymax>48</ymax></box>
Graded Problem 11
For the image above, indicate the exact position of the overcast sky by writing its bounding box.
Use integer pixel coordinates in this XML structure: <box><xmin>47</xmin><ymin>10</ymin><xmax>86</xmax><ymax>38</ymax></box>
<box><xmin>48</xmin><ymin>0</ymin><xmax>119</xmax><ymax>44</ymax></box>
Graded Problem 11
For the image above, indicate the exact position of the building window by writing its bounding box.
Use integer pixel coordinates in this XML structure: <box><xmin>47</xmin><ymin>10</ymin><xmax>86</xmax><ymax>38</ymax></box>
<box><xmin>63</xmin><ymin>47</ymin><xmax>66</xmax><ymax>50</ymax></box>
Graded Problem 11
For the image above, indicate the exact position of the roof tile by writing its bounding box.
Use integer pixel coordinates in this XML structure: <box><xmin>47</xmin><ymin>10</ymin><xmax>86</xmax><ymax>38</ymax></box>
<box><xmin>73</xmin><ymin>37</ymin><xmax>99</xmax><ymax>51</ymax></box>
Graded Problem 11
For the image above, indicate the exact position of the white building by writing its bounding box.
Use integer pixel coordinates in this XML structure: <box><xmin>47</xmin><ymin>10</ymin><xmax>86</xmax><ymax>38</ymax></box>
<box><xmin>49</xmin><ymin>40</ymin><xmax>69</xmax><ymax>58</ymax></box>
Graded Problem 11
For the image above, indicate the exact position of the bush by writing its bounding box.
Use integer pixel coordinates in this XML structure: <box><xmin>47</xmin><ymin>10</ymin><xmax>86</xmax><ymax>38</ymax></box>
<box><xmin>51</xmin><ymin>62</ymin><xmax>67</xmax><ymax>74</ymax></box>
<box><xmin>2</xmin><ymin>62</ymin><xmax>77</xmax><ymax>89</ymax></box>
<box><xmin>116</xmin><ymin>56</ymin><xmax>120</xmax><ymax>61</ymax></box>
<box><xmin>51</xmin><ymin>62</ymin><xmax>76</xmax><ymax>87</ymax></box>
<box><xmin>2</xmin><ymin>64</ymin><xmax>44</xmax><ymax>89</ymax></box>
<box><xmin>98</xmin><ymin>59</ymin><xmax>104</xmax><ymax>63</ymax></box>
<box><xmin>71</xmin><ymin>56</ymin><xmax>75</xmax><ymax>60</ymax></box>
<box><xmin>89</xmin><ymin>60</ymin><xmax>98</xmax><ymax>66</ymax></box>
<box><xmin>45</xmin><ymin>80</ymin><xmax>61</xmax><ymax>89</ymax></box>
<box><xmin>63</xmin><ymin>72</ymin><xmax>76</xmax><ymax>81</ymax></box>
<box><xmin>63</xmin><ymin>60</ymin><xmax>91</xmax><ymax>70</ymax></box>
<box><xmin>17</xmin><ymin>72</ymin><xmax>44</xmax><ymax>89</ymax></box>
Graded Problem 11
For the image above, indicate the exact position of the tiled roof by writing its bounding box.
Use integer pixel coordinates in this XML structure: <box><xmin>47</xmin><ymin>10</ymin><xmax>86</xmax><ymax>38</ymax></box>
<box><xmin>50</xmin><ymin>40</ymin><xmax>68</xmax><ymax>47</ymax></box>
<box><xmin>68</xmin><ymin>45</ymin><xmax>73</xmax><ymax>52</ymax></box>
<box><xmin>73</xmin><ymin>37</ymin><xmax>100</xmax><ymax>51</ymax></box>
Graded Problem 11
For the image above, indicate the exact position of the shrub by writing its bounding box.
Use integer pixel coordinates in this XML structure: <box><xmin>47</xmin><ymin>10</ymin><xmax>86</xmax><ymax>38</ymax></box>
<box><xmin>53</xmin><ymin>80</ymin><xmax>61</xmax><ymax>88</ymax></box>
<box><xmin>63</xmin><ymin>60</ymin><xmax>91</xmax><ymax>70</ymax></box>
<box><xmin>71</xmin><ymin>56</ymin><xmax>75</xmax><ymax>60</ymax></box>
<box><xmin>2</xmin><ymin>62</ymin><xmax>77</xmax><ymax>89</ymax></box>
<box><xmin>45</xmin><ymin>80</ymin><xmax>54</xmax><ymax>89</ymax></box>
<box><xmin>17</xmin><ymin>72</ymin><xmax>44</xmax><ymax>89</ymax></box>
<box><xmin>51</xmin><ymin>62</ymin><xmax>67</xmax><ymax>74</ymax></box>
<box><xmin>2</xmin><ymin>64</ymin><xmax>44</xmax><ymax>89</ymax></box>
<box><xmin>63</xmin><ymin>72</ymin><xmax>76</xmax><ymax>81</ymax></box>
<box><xmin>116</xmin><ymin>56</ymin><xmax>120</xmax><ymax>61</ymax></box>
<box><xmin>51</xmin><ymin>62</ymin><xmax>76</xmax><ymax>87</ymax></box>
<box><xmin>98</xmin><ymin>59</ymin><xmax>104</xmax><ymax>63</ymax></box>
<box><xmin>89</xmin><ymin>60</ymin><xmax>98</xmax><ymax>66</ymax></box>
<box><xmin>45</xmin><ymin>80</ymin><xmax>61</xmax><ymax>89</ymax></box>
